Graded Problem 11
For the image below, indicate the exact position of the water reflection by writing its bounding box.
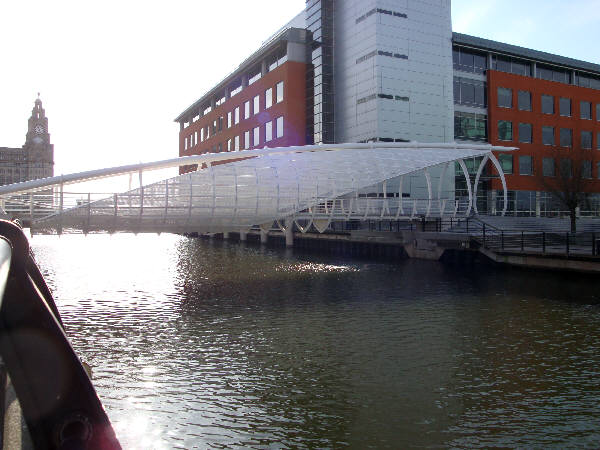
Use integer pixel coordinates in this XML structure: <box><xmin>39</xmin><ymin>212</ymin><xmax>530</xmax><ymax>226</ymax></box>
<box><xmin>30</xmin><ymin>233</ymin><xmax>600</xmax><ymax>448</ymax></box>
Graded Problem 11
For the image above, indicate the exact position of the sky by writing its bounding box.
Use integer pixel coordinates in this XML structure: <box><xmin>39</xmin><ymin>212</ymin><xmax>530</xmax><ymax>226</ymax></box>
<box><xmin>1</xmin><ymin>0</ymin><xmax>599</xmax><ymax>178</ymax></box>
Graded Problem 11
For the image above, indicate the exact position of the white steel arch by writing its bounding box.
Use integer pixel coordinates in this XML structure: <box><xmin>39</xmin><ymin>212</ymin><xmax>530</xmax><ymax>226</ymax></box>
<box><xmin>0</xmin><ymin>143</ymin><xmax>515</xmax><ymax>234</ymax></box>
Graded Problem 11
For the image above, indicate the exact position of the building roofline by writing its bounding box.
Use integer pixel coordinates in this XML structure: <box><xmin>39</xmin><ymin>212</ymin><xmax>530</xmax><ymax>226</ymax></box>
<box><xmin>174</xmin><ymin>27</ymin><xmax>310</xmax><ymax>123</ymax></box>
<box><xmin>452</xmin><ymin>32</ymin><xmax>600</xmax><ymax>75</ymax></box>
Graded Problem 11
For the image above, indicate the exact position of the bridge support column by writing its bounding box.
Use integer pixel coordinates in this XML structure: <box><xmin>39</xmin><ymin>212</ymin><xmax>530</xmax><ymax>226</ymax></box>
<box><xmin>285</xmin><ymin>218</ymin><xmax>293</xmax><ymax>247</ymax></box>
<box><xmin>260</xmin><ymin>230</ymin><xmax>268</xmax><ymax>244</ymax></box>
<box><xmin>240</xmin><ymin>231</ymin><xmax>247</xmax><ymax>242</ymax></box>
<box><xmin>223</xmin><ymin>232</ymin><xmax>230</xmax><ymax>239</ymax></box>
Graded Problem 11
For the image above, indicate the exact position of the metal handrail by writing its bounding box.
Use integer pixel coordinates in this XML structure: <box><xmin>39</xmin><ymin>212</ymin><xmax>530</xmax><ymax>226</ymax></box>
<box><xmin>0</xmin><ymin>220</ymin><xmax>121</xmax><ymax>449</ymax></box>
<box><xmin>0</xmin><ymin>238</ymin><xmax>11</xmax><ymax>308</ymax></box>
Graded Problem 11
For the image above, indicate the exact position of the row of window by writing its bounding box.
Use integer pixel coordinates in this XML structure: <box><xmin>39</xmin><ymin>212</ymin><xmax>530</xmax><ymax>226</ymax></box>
<box><xmin>185</xmin><ymin>117</ymin><xmax>285</xmax><ymax>153</ymax></box>
<box><xmin>497</xmin><ymin>87</ymin><xmax>600</xmax><ymax>120</ymax></box>
<box><xmin>497</xmin><ymin>120</ymin><xmax>599</xmax><ymax>149</ymax></box>
<box><xmin>453</xmin><ymin>46</ymin><xmax>600</xmax><ymax>90</ymax></box>
<box><xmin>184</xmin><ymin>82</ymin><xmax>284</xmax><ymax>149</ymax></box>
<box><xmin>184</xmin><ymin>51</ymin><xmax>288</xmax><ymax>125</ymax></box>
<box><xmin>498</xmin><ymin>153</ymin><xmax>599</xmax><ymax>179</ymax></box>
<box><xmin>454</xmin><ymin>77</ymin><xmax>487</xmax><ymax>108</ymax></box>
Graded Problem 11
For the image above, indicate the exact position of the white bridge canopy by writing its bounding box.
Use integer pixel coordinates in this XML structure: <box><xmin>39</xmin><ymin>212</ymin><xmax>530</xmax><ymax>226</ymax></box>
<box><xmin>0</xmin><ymin>143</ymin><xmax>515</xmax><ymax>234</ymax></box>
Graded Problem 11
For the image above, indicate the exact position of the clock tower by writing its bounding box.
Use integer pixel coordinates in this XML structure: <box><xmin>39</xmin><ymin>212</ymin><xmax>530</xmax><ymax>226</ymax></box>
<box><xmin>22</xmin><ymin>94</ymin><xmax>54</xmax><ymax>179</ymax></box>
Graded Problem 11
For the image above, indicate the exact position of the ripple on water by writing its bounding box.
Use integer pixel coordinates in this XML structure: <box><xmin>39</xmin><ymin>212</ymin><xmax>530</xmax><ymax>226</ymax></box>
<box><xmin>29</xmin><ymin>233</ymin><xmax>600</xmax><ymax>449</ymax></box>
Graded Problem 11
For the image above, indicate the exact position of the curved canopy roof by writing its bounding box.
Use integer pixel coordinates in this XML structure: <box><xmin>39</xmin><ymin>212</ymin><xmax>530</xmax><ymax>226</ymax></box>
<box><xmin>15</xmin><ymin>143</ymin><xmax>514</xmax><ymax>234</ymax></box>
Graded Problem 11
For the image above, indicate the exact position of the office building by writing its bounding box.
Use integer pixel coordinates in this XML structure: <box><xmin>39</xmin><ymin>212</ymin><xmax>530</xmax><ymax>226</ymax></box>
<box><xmin>176</xmin><ymin>0</ymin><xmax>600</xmax><ymax>215</ymax></box>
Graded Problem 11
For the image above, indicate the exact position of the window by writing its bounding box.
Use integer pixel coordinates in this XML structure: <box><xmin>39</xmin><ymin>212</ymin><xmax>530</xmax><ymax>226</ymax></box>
<box><xmin>577</xmin><ymin>73</ymin><xmax>600</xmax><ymax>90</ymax></box>
<box><xmin>253</xmin><ymin>126</ymin><xmax>260</xmax><ymax>146</ymax></box>
<box><xmin>492</xmin><ymin>55</ymin><xmax>531</xmax><ymax>76</ymax></box>
<box><xmin>519</xmin><ymin>156</ymin><xmax>533</xmax><ymax>175</ymax></box>
<box><xmin>498</xmin><ymin>154</ymin><xmax>513</xmax><ymax>174</ymax></box>
<box><xmin>598</xmin><ymin>132</ymin><xmax>600</xmax><ymax>150</ymax></box>
<box><xmin>581</xmin><ymin>101</ymin><xmax>592</xmax><ymax>119</ymax></box>
<box><xmin>582</xmin><ymin>160</ymin><xmax>592</xmax><ymax>179</ymax></box>
<box><xmin>541</xmin><ymin>95</ymin><xmax>554</xmax><ymax>114</ymax></box>
<box><xmin>276</xmin><ymin>81</ymin><xmax>284</xmax><ymax>103</ymax></box>
<box><xmin>582</xmin><ymin>131</ymin><xmax>593</xmax><ymax>149</ymax></box>
<box><xmin>244</xmin><ymin>131</ymin><xmax>250</xmax><ymax>149</ymax></box>
<box><xmin>560</xmin><ymin>159</ymin><xmax>572</xmax><ymax>178</ymax></box>
<box><xmin>234</xmin><ymin>135</ymin><xmax>240</xmax><ymax>151</ymax></box>
<box><xmin>200</xmin><ymin>128</ymin><xmax>204</xmax><ymax>142</ymax></box>
<box><xmin>559</xmin><ymin>98</ymin><xmax>571</xmax><ymax>117</ymax></box>
<box><xmin>543</xmin><ymin>157</ymin><xmax>555</xmax><ymax>177</ymax></box>
<box><xmin>227</xmin><ymin>139</ymin><xmax>232</xmax><ymax>151</ymax></box>
<box><xmin>598</xmin><ymin>162</ymin><xmax>600</xmax><ymax>179</ymax></box>
<box><xmin>453</xmin><ymin>47</ymin><xmax>487</xmax><ymax>74</ymax></box>
<box><xmin>542</xmin><ymin>126</ymin><xmax>555</xmax><ymax>146</ymax></box>
<box><xmin>276</xmin><ymin>116</ymin><xmax>284</xmax><ymax>138</ymax></box>
<box><xmin>234</xmin><ymin>107</ymin><xmax>240</xmax><ymax>125</ymax></box>
<box><xmin>497</xmin><ymin>87</ymin><xmax>512</xmax><ymax>108</ymax></box>
<box><xmin>265</xmin><ymin>121</ymin><xmax>273</xmax><ymax>142</ymax></box>
<box><xmin>518</xmin><ymin>91</ymin><xmax>531</xmax><ymax>111</ymax></box>
<box><xmin>217</xmin><ymin>143</ymin><xmax>222</xmax><ymax>153</ymax></box>
<box><xmin>265</xmin><ymin>88</ymin><xmax>273</xmax><ymax>109</ymax></box>
<box><xmin>253</xmin><ymin>95</ymin><xmax>260</xmax><ymax>115</ymax></box>
<box><xmin>212</xmin><ymin>120</ymin><xmax>217</xmax><ymax>135</ymax></box>
<box><xmin>498</xmin><ymin>120</ymin><xmax>513</xmax><ymax>141</ymax></box>
<box><xmin>218</xmin><ymin>116</ymin><xmax>223</xmax><ymax>132</ymax></box>
<box><xmin>454</xmin><ymin>78</ymin><xmax>486</xmax><ymax>107</ymax></box>
<box><xmin>454</xmin><ymin>112</ymin><xmax>487</xmax><ymax>141</ymax></box>
<box><xmin>537</xmin><ymin>65</ymin><xmax>571</xmax><ymax>84</ymax></box>
<box><xmin>560</xmin><ymin>128</ymin><xmax>572</xmax><ymax>147</ymax></box>
<box><xmin>597</xmin><ymin>104</ymin><xmax>600</xmax><ymax>121</ymax></box>
<box><xmin>518</xmin><ymin>123</ymin><xmax>532</xmax><ymax>143</ymax></box>
<box><xmin>227</xmin><ymin>111</ymin><xmax>232</xmax><ymax>128</ymax></box>
<box><xmin>244</xmin><ymin>101</ymin><xmax>250</xmax><ymax>120</ymax></box>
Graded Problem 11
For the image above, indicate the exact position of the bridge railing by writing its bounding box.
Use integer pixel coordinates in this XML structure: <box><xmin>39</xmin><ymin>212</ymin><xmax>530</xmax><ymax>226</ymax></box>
<box><xmin>466</xmin><ymin>218</ymin><xmax>600</xmax><ymax>257</ymax></box>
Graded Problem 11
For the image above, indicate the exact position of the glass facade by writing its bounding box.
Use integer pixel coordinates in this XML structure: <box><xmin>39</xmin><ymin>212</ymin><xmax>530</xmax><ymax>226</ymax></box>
<box><xmin>537</xmin><ymin>65</ymin><xmax>572</xmax><ymax>84</ymax></box>
<box><xmin>453</xmin><ymin>47</ymin><xmax>487</xmax><ymax>74</ymax></box>
<box><xmin>454</xmin><ymin>112</ymin><xmax>487</xmax><ymax>141</ymax></box>
<box><xmin>492</xmin><ymin>55</ymin><xmax>531</xmax><ymax>76</ymax></box>
<box><xmin>306</xmin><ymin>0</ymin><xmax>335</xmax><ymax>144</ymax></box>
<box><xmin>454</xmin><ymin>78</ymin><xmax>486</xmax><ymax>107</ymax></box>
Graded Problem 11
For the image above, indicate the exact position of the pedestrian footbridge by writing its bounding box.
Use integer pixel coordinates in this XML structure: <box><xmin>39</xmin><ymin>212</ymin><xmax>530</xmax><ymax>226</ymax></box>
<box><xmin>0</xmin><ymin>143</ymin><xmax>512</xmax><ymax>235</ymax></box>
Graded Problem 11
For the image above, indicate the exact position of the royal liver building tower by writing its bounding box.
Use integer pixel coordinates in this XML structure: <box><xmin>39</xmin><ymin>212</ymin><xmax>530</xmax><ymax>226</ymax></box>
<box><xmin>0</xmin><ymin>96</ymin><xmax>54</xmax><ymax>186</ymax></box>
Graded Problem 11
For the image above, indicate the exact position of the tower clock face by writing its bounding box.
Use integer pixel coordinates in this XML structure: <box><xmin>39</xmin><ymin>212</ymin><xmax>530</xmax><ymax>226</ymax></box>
<box><xmin>34</xmin><ymin>124</ymin><xmax>44</xmax><ymax>134</ymax></box>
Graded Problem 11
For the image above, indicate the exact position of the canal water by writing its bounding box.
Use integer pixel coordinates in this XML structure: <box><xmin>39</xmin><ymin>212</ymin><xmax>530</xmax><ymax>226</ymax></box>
<box><xmin>30</xmin><ymin>233</ymin><xmax>600</xmax><ymax>449</ymax></box>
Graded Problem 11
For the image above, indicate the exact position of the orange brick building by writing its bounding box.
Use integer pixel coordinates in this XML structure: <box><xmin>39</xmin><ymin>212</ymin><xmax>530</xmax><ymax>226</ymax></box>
<box><xmin>175</xmin><ymin>28</ymin><xmax>310</xmax><ymax>174</ymax></box>
<box><xmin>453</xmin><ymin>33</ymin><xmax>600</xmax><ymax>215</ymax></box>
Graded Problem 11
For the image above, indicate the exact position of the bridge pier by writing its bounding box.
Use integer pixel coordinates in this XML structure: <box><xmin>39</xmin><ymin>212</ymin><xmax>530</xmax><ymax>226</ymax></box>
<box><xmin>223</xmin><ymin>232</ymin><xmax>230</xmax><ymax>240</ymax></box>
<box><xmin>260</xmin><ymin>230</ymin><xmax>268</xmax><ymax>244</ymax></box>
<box><xmin>285</xmin><ymin>218</ymin><xmax>293</xmax><ymax>247</ymax></box>
<box><xmin>240</xmin><ymin>231</ymin><xmax>247</xmax><ymax>242</ymax></box>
